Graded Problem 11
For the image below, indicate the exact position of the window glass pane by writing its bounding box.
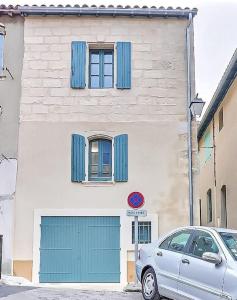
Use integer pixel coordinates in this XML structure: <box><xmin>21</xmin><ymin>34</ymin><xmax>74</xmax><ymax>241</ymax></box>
<box><xmin>91</xmin><ymin>165</ymin><xmax>99</xmax><ymax>175</ymax></box>
<box><xmin>89</xmin><ymin>139</ymin><xmax>112</xmax><ymax>180</ymax></box>
<box><xmin>160</xmin><ymin>236</ymin><xmax>172</xmax><ymax>250</ymax></box>
<box><xmin>102</xmin><ymin>165</ymin><xmax>111</xmax><ymax>175</ymax></box>
<box><xmin>103</xmin><ymin>153</ymin><xmax>110</xmax><ymax>165</ymax></box>
<box><xmin>191</xmin><ymin>232</ymin><xmax>219</xmax><ymax>258</ymax></box>
<box><xmin>91</xmin><ymin>52</ymin><xmax>99</xmax><ymax>63</ymax></box>
<box><xmin>104</xmin><ymin>76</ymin><xmax>113</xmax><ymax>88</ymax></box>
<box><xmin>90</xmin><ymin>76</ymin><xmax>100</xmax><ymax>88</ymax></box>
<box><xmin>91</xmin><ymin>152</ymin><xmax>98</xmax><ymax>165</ymax></box>
<box><xmin>91</xmin><ymin>141</ymin><xmax>99</xmax><ymax>153</ymax></box>
<box><xmin>104</xmin><ymin>53</ymin><xmax>113</xmax><ymax>63</ymax></box>
<box><xmin>220</xmin><ymin>232</ymin><xmax>237</xmax><ymax>260</ymax></box>
<box><xmin>91</xmin><ymin>64</ymin><xmax>99</xmax><ymax>75</ymax></box>
<box><xmin>102</xmin><ymin>141</ymin><xmax>111</xmax><ymax>163</ymax></box>
<box><xmin>104</xmin><ymin>64</ymin><xmax>113</xmax><ymax>76</ymax></box>
<box><xmin>102</xmin><ymin>140</ymin><xmax>112</xmax><ymax>177</ymax></box>
<box><xmin>169</xmin><ymin>232</ymin><xmax>191</xmax><ymax>253</ymax></box>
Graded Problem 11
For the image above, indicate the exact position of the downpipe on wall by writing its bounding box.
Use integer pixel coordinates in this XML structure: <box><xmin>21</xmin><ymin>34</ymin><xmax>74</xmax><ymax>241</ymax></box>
<box><xmin>186</xmin><ymin>13</ymin><xmax>194</xmax><ymax>226</ymax></box>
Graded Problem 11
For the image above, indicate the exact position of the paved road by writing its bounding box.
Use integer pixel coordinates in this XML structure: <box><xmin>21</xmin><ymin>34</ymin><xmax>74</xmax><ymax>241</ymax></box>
<box><xmin>0</xmin><ymin>286</ymin><xmax>143</xmax><ymax>300</ymax></box>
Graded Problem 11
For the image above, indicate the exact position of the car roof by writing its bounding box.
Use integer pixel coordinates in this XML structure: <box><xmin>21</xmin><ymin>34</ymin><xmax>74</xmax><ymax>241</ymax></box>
<box><xmin>171</xmin><ymin>226</ymin><xmax>237</xmax><ymax>234</ymax></box>
<box><xmin>212</xmin><ymin>227</ymin><xmax>237</xmax><ymax>234</ymax></box>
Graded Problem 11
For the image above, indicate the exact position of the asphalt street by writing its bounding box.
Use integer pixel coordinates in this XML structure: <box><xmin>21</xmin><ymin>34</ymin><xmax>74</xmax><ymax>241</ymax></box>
<box><xmin>0</xmin><ymin>286</ymin><xmax>143</xmax><ymax>300</ymax></box>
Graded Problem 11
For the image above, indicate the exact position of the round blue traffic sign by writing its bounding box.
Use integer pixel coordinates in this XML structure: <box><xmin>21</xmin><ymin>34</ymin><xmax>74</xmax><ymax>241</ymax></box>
<box><xmin>127</xmin><ymin>192</ymin><xmax>145</xmax><ymax>209</ymax></box>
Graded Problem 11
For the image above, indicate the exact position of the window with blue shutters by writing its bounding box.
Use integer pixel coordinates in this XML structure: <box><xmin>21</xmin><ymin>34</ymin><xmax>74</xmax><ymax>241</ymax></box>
<box><xmin>71</xmin><ymin>134</ymin><xmax>128</xmax><ymax>183</ymax></box>
<box><xmin>71</xmin><ymin>41</ymin><xmax>131</xmax><ymax>90</ymax></box>
<box><xmin>89</xmin><ymin>49</ymin><xmax>114</xmax><ymax>89</ymax></box>
<box><xmin>89</xmin><ymin>138</ymin><xmax>112</xmax><ymax>181</ymax></box>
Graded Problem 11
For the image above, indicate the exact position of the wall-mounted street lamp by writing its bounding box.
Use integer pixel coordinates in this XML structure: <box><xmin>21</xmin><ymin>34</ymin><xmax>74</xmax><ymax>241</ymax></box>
<box><xmin>189</xmin><ymin>94</ymin><xmax>205</xmax><ymax>117</ymax></box>
<box><xmin>188</xmin><ymin>93</ymin><xmax>205</xmax><ymax>226</ymax></box>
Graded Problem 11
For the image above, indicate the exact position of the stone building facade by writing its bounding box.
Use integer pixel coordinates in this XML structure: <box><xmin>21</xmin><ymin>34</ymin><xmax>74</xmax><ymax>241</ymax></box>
<box><xmin>198</xmin><ymin>49</ymin><xmax>237</xmax><ymax>229</ymax></box>
<box><xmin>13</xmin><ymin>5</ymin><xmax>197</xmax><ymax>287</ymax></box>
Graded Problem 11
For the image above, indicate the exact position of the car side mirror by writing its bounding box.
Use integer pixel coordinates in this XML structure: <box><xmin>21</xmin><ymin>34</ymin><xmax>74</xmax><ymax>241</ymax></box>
<box><xmin>202</xmin><ymin>252</ymin><xmax>222</xmax><ymax>265</ymax></box>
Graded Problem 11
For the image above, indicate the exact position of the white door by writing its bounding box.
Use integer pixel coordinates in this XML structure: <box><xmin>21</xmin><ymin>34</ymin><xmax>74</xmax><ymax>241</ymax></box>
<box><xmin>155</xmin><ymin>230</ymin><xmax>193</xmax><ymax>299</ymax></box>
<box><xmin>178</xmin><ymin>230</ymin><xmax>226</xmax><ymax>300</ymax></box>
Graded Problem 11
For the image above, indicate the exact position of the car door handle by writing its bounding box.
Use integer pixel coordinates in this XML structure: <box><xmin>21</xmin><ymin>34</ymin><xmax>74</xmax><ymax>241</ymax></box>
<box><xmin>157</xmin><ymin>251</ymin><xmax>163</xmax><ymax>257</ymax></box>
<box><xmin>182</xmin><ymin>258</ymin><xmax>190</xmax><ymax>264</ymax></box>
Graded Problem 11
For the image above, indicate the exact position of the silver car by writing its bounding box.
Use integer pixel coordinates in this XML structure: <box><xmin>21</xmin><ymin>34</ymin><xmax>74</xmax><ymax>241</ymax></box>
<box><xmin>136</xmin><ymin>226</ymin><xmax>237</xmax><ymax>300</ymax></box>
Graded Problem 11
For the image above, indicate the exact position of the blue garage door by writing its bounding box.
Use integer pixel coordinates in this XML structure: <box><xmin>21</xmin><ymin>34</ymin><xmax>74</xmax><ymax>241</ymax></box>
<box><xmin>39</xmin><ymin>216</ymin><xmax>120</xmax><ymax>283</ymax></box>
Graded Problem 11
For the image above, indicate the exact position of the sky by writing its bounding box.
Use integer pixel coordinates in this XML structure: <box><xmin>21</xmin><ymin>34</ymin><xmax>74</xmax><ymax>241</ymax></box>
<box><xmin>3</xmin><ymin>0</ymin><xmax>237</xmax><ymax>112</ymax></box>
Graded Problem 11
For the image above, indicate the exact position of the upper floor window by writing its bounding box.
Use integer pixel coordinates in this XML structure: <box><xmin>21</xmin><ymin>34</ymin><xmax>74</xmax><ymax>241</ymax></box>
<box><xmin>89</xmin><ymin>50</ymin><xmax>114</xmax><ymax>89</ymax></box>
<box><xmin>207</xmin><ymin>189</ymin><xmax>212</xmax><ymax>223</ymax></box>
<box><xmin>219</xmin><ymin>107</ymin><xmax>224</xmax><ymax>131</ymax></box>
<box><xmin>89</xmin><ymin>138</ymin><xmax>112</xmax><ymax>181</ymax></box>
<box><xmin>204</xmin><ymin>130</ymin><xmax>212</xmax><ymax>162</ymax></box>
<box><xmin>71</xmin><ymin>41</ymin><xmax>131</xmax><ymax>89</ymax></box>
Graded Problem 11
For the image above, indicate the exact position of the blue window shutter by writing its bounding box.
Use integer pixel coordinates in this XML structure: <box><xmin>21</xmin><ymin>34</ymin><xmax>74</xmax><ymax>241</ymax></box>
<box><xmin>117</xmin><ymin>42</ymin><xmax>131</xmax><ymax>89</ymax></box>
<box><xmin>71</xmin><ymin>134</ymin><xmax>85</xmax><ymax>182</ymax></box>
<box><xmin>71</xmin><ymin>41</ymin><xmax>86</xmax><ymax>89</ymax></box>
<box><xmin>114</xmin><ymin>134</ymin><xmax>128</xmax><ymax>182</ymax></box>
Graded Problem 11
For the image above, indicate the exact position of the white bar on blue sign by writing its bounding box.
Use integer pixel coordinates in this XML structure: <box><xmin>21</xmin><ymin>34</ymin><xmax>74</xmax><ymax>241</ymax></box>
<box><xmin>126</xmin><ymin>210</ymin><xmax>147</xmax><ymax>217</ymax></box>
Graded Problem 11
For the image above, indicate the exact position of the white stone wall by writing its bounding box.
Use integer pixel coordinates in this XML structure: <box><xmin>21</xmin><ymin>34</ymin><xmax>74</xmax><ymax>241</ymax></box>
<box><xmin>21</xmin><ymin>16</ymin><xmax>188</xmax><ymax>123</ymax></box>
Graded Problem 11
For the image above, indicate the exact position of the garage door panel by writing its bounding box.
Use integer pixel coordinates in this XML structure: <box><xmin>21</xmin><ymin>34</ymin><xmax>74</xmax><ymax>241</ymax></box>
<box><xmin>89</xmin><ymin>249</ymin><xmax>120</xmax><ymax>280</ymax></box>
<box><xmin>40</xmin><ymin>225</ymin><xmax>76</xmax><ymax>249</ymax></box>
<box><xmin>40</xmin><ymin>272</ymin><xmax>75</xmax><ymax>283</ymax></box>
<box><xmin>89</xmin><ymin>226</ymin><xmax>120</xmax><ymax>248</ymax></box>
<box><xmin>39</xmin><ymin>216</ymin><xmax>120</xmax><ymax>283</ymax></box>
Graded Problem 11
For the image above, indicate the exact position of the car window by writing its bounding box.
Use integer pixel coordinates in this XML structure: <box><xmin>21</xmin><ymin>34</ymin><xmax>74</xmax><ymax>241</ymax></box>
<box><xmin>159</xmin><ymin>236</ymin><xmax>172</xmax><ymax>250</ymax></box>
<box><xmin>219</xmin><ymin>232</ymin><xmax>237</xmax><ymax>261</ymax></box>
<box><xmin>167</xmin><ymin>231</ymin><xmax>192</xmax><ymax>253</ymax></box>
<box><xmin>189</xmin><ymin>231</ymin><xmax>219</xmax><ymax>258</ymax></box>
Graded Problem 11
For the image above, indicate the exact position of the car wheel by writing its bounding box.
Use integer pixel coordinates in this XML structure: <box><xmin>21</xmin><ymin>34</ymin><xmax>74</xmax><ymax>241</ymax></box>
<box><xmin>142</xmin><ymin>267</ymin><xmax>161</xmax><ymax>300</ymax></box>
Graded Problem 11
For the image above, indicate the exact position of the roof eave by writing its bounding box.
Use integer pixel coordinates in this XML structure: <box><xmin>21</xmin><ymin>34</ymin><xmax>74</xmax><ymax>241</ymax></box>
<box><xmin>19</xmin><ymin>6</ymin><xmax>197</xmax><ymax>18</ymax></box>
<box><xmin>198</xmin><ymin>49</ymin><xmax>237</xmax><ymax>141</ymax></box>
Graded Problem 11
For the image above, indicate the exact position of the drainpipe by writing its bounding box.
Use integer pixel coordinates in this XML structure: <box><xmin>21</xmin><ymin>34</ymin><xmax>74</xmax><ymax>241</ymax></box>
<box><xmin>186</xmin><ymin>13</ymin><xmax>194</xmax><ymax>226</ymax></box>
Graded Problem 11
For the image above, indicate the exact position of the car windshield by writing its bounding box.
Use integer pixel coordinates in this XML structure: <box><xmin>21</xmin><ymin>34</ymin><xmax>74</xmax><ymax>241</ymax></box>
<box><xmin>219</xmin><ymin>232</ymin><xmax>237</xmax><ymax>260</ymax></box>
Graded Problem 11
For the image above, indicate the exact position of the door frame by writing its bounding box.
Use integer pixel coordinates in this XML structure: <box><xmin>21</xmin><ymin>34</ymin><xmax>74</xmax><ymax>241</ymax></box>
<box><xmin>33</xmin><ymin>209</ymin><xmax>125</xmax><ymax>288</ymax></box>
<box><xmin>33</xmin><ymin>209</ymin><xmax>158</xmax><ymax>288</ymax></box>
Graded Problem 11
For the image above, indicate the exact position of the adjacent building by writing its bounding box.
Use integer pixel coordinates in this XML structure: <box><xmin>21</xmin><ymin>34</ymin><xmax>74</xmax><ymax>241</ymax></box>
<box><xmin>198</xmin><ymin>49</ymin><xmax>237</xmax><ymax>229</ymax></box>
<box><xmin>8</xmin><ymin>5</ymin><xmax>198</xmax><ymax>287</ymax></box>
<box><xmin>0</xmin><ymin>6</ymin><xmax>24</xmax><ymax>275</ymax></box>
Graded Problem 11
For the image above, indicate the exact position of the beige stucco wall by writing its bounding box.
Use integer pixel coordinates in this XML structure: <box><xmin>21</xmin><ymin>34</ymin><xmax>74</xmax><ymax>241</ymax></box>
<box><xmin>199</xmin><ymin>77</ymin><xmax>237</xmax><ymax>229</ymax></box>
<box><xmin>15</xmin><ymin>15</ymin><xmax>197</xmax><ymax>283</ymax></box>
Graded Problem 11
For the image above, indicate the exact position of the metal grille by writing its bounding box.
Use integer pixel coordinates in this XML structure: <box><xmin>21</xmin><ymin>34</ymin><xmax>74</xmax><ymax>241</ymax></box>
<box><xmin>132</xmin><ymin>221</ymin><xmax>151</xmax><ymax>244</ymax></box>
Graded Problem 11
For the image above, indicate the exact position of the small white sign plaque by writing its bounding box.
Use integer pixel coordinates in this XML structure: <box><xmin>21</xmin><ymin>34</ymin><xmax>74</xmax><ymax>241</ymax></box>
<box><xmin>126</xmin><ymin>209</ymin><xmax>147</xmax><ymax>217</ymax></box>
